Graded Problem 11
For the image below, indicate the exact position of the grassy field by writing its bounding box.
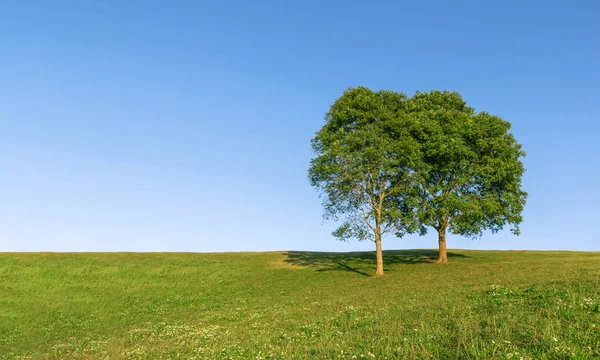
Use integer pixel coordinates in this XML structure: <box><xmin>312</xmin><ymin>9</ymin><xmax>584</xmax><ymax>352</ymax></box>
<box><xmin>0</xmin><ymin>250</ymin><xmax>599</xmax><ymax>359</ymax></box>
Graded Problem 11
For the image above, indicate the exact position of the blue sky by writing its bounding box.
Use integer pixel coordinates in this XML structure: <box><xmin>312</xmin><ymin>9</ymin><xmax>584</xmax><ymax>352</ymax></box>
<box><xmin>1</xmin><ymin>0</ymin><xmax>598</xmax><ymax>252</ymax></box>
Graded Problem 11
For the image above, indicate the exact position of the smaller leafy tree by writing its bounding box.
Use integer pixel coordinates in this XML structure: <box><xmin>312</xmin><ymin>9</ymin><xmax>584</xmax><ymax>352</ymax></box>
<box><xmin>309</xmin><ymin>87</ymin><xmax>418</xmax><ymax>275</ymax></box>
<box><xmin>403</xmin><ymin>91</ymin><xmax>527</xmax><ymax>262</ymax></box>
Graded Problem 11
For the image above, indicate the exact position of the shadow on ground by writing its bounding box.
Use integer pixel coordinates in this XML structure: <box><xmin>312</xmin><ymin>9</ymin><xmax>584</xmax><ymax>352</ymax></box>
<box><xmin>284</xmin><ymin>250</ymin><xmax>471</xmax><ymax>277</ymax></box>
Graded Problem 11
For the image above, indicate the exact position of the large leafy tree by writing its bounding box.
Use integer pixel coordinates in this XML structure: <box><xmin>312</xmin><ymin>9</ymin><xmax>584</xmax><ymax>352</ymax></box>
<box><xmin>403</xmin><ymin>91</ymin><xmax>527</xmax><ymax>262</ymax></box>
<box><xmin>309</xmin><ymin>87</ymin><xmax>419</xmax><ymax>275</ymax></box>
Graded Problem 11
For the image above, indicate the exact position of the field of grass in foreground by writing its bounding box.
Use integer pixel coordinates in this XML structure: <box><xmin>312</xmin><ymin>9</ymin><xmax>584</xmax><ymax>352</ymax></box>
<box><xmin>0</xmin><ymin>250</ymin><xmax>599</xmax><ymax>359</ymax></box>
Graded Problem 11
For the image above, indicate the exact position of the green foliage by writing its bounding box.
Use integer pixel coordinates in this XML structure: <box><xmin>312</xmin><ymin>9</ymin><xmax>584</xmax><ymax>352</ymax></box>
<box><xmin>311</xmin><ymin>87</ymin><xmax>527</xmax><ymax>247</ymax></box>
<box><xmin>309</xmin><ymin>87</ymin><xmax>419</xmax><ymax>242</ymax></box>
<box><xmin>404</xmin><ymin>90</ymin><xmax>527</xmax><ymax>238</ymax></box>
<box><xmin>1</xmin><ymin>251</ymin><xmax>598</xmax><ymax>359</ymax></box>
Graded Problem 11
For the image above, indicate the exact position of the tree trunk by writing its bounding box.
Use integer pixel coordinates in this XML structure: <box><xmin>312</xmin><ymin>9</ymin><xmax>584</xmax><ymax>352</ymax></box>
<box><xmin>375</xmin><ymin>233</ymin><xmax>384</xmax><ymax>276</ymax></box>
<box><xmin>435</xmin><ymin>227</ymin><xmax>449</xmax><ymax>263</ymax></box>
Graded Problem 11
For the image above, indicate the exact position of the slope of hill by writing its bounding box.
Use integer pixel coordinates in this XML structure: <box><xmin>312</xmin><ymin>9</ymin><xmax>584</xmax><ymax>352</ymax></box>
<box><xmin>1</xmin><ymin>250</ymin><xmax>599</xmax><ymax>359</ymax></box>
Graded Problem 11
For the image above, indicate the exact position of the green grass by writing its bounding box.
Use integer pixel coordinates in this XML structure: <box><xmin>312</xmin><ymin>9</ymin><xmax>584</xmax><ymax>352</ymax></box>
<box><xmin>1</xmin><ymin>250</ymin><xmax>599</xmax><ymax>359</ymax></box>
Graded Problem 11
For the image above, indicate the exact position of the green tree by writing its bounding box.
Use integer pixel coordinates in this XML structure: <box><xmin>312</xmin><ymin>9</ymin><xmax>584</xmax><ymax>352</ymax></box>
<box><xmin>403</xmin><ymin>90</ymin><xmax>527</xmax><ymax>263</ymax></box>
<box><xmin>309</xmin><ymin>87</ymin><xmax>419</xmax><ymax>275</ymax></box>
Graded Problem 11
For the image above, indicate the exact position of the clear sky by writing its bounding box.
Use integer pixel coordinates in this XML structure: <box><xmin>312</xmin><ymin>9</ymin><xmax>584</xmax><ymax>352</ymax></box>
<box><xmin>1</xmin><ymin>1</ymin><xmax>598</xmax><ymax>252</ymax></box>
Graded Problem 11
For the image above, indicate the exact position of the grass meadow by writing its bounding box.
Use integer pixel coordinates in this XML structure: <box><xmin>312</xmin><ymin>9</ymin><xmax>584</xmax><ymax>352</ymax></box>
<box><xmin>1</xmin><ymin>250</ymin><xmax>599</xmax><ymax>359</ymax></box>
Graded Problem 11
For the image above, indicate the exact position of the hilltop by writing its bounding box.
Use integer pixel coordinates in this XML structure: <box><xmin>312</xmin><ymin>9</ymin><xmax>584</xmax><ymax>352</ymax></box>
<box><xmin>1</xmin><ymin>250</ymin><xmax>598</xmax><ymax>359</ymax></box>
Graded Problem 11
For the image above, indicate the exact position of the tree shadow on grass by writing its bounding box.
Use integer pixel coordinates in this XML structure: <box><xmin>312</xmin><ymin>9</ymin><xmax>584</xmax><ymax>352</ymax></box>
<box><xmin>284</xmin><ymin>249</ymin><xmax>471</xmax><ymax>277</ymax></box>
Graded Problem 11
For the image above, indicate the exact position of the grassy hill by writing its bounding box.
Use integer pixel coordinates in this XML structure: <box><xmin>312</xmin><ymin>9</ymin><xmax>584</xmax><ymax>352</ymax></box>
<box><xmin>1</xmin><ymin>250</ymin><xmax>599</xmax><ymax>359</ymax></box>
